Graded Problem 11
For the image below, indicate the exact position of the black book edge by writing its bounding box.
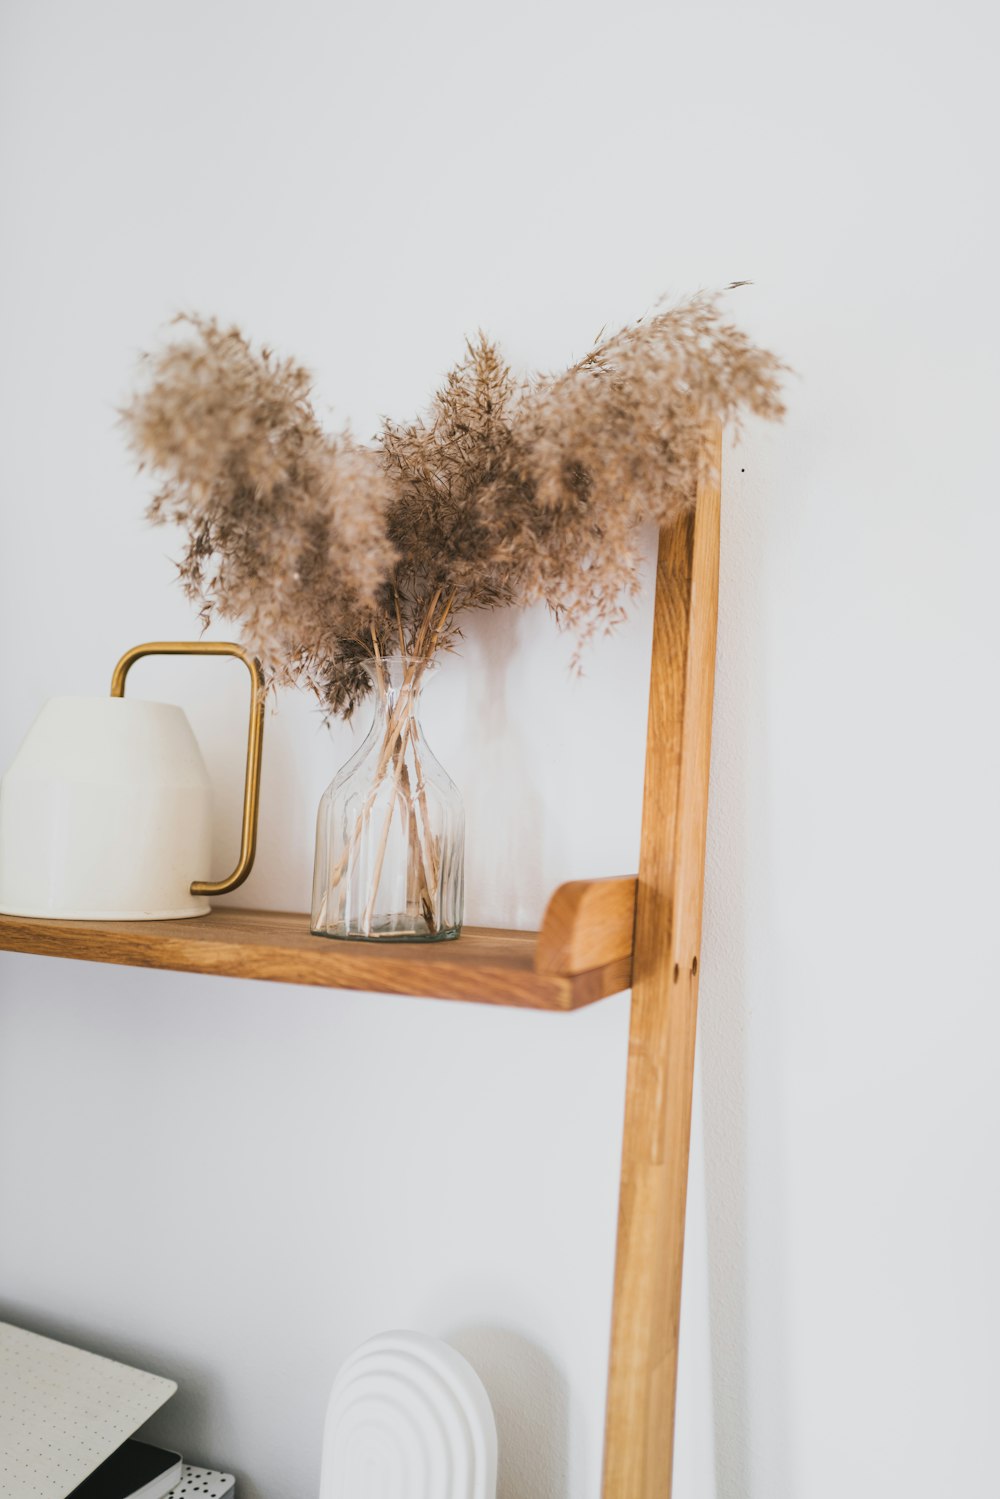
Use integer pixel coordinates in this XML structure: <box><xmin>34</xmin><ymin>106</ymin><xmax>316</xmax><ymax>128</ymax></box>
<box><xmin>66</xmin><ymin>1440</ymin><xmax>183</xmax><ymax>1499</ymax></box>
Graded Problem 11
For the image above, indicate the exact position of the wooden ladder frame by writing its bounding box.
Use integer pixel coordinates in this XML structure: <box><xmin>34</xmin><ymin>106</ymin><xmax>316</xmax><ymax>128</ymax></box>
<box><xmin>602</xmin><ymin>424</ymin><xmax>722</xmax><ymax>1498</ymax></box>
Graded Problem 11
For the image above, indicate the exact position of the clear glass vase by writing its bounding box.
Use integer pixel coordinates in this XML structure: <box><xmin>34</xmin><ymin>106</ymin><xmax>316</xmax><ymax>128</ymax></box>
<box><xmin>311</xmin><ymin>656</ymin><xmax>464</xmax><ymax>942</ymax></box>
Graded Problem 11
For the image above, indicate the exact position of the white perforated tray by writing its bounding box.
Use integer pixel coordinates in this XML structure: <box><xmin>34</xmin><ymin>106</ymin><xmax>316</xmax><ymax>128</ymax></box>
<box><xmin>167</xmin><ymin>1467</ymin><xmax>234</xmax><ymax>1499</ymax></box>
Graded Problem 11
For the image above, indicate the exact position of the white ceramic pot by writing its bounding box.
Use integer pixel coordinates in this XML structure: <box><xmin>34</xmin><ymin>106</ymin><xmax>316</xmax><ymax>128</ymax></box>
<box><xmin>0</xmin><ymin>641</ymin><xmax>264</xmax><ymax>921</ymax></box>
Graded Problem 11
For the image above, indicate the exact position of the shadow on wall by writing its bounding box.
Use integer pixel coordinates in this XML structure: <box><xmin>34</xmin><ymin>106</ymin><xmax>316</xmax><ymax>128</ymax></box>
<box><xmin>447</xmin><ymin>1326</ymin><xmax>569</xmax><ymax>1499</ymax></box>
<box><xmin>698</xmin><ymin>443</ymin><xmax>791</xmax><ymax>1498</ymax></box>
<box><xmin>461</xmin><ymin>611</ymin><xmax>546</xmax><ymax>928</ymax></box>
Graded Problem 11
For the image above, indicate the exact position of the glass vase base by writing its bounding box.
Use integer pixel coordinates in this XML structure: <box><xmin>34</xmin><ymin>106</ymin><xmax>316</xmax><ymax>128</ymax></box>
<box><xmin>311</xmin><ymin>918</ymin><xmax>461</xmax><ymax>944</ymax></box>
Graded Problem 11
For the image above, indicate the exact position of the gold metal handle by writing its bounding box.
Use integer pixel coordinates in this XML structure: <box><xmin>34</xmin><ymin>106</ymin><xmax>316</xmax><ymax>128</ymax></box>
<box><xmin>110</xmin><ymin>641</ymin><xmax>266</xmax><ymax>898</ymax></box>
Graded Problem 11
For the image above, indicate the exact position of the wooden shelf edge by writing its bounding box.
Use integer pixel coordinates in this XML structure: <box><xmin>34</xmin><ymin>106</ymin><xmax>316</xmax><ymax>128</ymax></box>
<box><xmin>536</xmin><ymin>876</ymin><xmax>637</xmax><ymax>975</ymax></box>
<box><xmin>0</xmin><ymin>879</ymin><xmax>636</xmax><ymax>1012</ymax></box>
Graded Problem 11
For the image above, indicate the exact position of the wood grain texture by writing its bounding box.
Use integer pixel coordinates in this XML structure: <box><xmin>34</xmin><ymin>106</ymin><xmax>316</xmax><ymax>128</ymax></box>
<box><xmin>0</xmin><ymin>882</ymin><xmax>635</xmax><ymax>1011</ymax></box>
<box><xmin>602</xmin><ymin>427</ymin><xmax>722</xmax><ymax>1499</ymax></box>
<box><xmin>535</xmin><ymin>876</ymin><xmax>637</xmax><ymax>975</ymax></box>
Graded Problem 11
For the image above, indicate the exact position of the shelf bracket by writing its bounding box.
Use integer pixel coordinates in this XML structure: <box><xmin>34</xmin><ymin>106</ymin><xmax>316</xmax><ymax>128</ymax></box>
<box><xmin>535</xmin><ymin>877</ymin><xmax>637</xmax><ymax>977</ymax></box>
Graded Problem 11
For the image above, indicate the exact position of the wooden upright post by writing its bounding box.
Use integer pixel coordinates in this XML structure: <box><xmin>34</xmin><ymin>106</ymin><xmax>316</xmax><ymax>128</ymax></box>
<box><xmin>602</xmin><ymin>427</ymin><xmax>722</xmax><ymax>1498</ymax></box>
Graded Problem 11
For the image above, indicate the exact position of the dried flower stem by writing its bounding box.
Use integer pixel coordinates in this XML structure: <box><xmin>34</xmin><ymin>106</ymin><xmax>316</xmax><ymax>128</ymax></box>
<box><xmin>355</xmin><ymin>589</ymin><xmax>455</xmax><ymax>932</ymax></box>
<box><xmin>322</xmin><ymin>587</ymin><xmax>454</xmax><ymax>931</ymax></box>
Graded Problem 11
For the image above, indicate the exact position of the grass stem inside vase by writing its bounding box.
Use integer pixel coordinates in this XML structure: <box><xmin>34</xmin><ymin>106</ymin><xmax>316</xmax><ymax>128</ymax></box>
<box><xmin>310</xmin><ymin>650</ymin><xmax>464</xmax><ymax>942</ymax></box>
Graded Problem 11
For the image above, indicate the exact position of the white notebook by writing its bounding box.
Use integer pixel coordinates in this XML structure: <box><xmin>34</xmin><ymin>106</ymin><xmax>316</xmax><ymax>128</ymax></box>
<box><xmin>0</xmin><ymin>1322</ymin><xmax>177</xmax><ymax>1499</ymax></box>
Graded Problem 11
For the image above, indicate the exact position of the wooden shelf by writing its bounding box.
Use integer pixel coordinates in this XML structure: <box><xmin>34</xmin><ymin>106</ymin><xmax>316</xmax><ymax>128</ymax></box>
<box><xmin>0</xmin><ymin>877</ymin><xmax>637</xmax><ymax>1011</ymax></box>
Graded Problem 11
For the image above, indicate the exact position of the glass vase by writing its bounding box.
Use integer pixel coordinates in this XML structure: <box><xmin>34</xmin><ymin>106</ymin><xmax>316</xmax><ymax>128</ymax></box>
<box><xmin>311</xmin><ymin>656</ymin><xmax>464</xmax><ymax>942</ymax></box>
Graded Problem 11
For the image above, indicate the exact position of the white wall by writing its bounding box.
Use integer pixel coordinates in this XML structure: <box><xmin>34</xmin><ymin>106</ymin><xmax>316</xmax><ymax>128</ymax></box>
<box><xmin>1</xmin><ymin>1</ymin><xmax>997</xmax><ymax>1496</ymax></box>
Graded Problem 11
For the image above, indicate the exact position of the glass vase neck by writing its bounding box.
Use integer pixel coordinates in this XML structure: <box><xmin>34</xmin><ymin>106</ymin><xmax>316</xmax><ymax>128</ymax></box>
<box><xmin>368</xmin><ymin>655</ymin><xmax>436</xmax><ymax>716</ymax></box>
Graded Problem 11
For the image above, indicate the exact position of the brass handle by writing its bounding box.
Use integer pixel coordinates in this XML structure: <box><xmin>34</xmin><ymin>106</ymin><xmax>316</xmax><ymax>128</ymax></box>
<box><xmin>110</xmin><ymin>641</ymin><xmax>266</xmax><ymax>898</ymax></box>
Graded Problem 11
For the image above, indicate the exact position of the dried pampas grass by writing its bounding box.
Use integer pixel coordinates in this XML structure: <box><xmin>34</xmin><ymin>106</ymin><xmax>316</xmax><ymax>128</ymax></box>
<box><xmin>122</xmin><ymin>292</ymin><xmax>786</xmax><ymax>717</ymax></box>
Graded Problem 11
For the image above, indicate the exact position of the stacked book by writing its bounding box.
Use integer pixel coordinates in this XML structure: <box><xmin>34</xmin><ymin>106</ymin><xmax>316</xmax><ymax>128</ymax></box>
<box><xmin>0</xmin><ymin>1322</ymin><xmax>234</xmax><ymax>1499</ymax></box>
<box><xmin>66</xmin><ymin>1444</ymin><xmax>233</xmax><ymax>1499</ymax></box>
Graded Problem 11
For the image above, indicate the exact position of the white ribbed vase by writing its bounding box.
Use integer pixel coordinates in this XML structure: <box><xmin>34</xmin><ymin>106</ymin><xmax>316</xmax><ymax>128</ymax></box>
<box><xmin>319</xmin><ymin>1331</ymin><xmax>497</xmax><ymax>1499</ymax></box>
